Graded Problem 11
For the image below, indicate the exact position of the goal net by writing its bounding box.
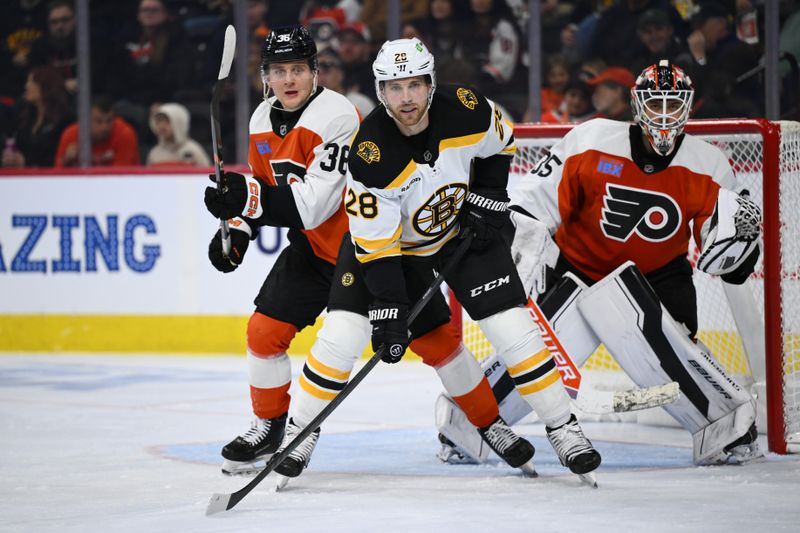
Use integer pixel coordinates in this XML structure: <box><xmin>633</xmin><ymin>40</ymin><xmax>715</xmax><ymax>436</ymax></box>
<box><xmin>451</xmin><ymin>119</ymin><xmax>800</xmax><ymax>454</ymax></box>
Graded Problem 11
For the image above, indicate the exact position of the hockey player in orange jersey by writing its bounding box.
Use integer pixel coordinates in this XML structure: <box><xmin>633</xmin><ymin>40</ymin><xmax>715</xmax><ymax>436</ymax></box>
<box><xmin>204</xmin><ymin>26</ymin><xmax>529</xmax><ymax>485</ymax></box>
<box><xmin>438</xmin><ymin>60</ymin><xmax>763</xmax><ymax>466</ymax></box>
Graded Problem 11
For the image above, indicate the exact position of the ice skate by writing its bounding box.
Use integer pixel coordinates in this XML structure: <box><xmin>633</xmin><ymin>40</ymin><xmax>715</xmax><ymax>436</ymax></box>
<box><xmin>478</xmin><ymin>416</ymin><xmax>537</xmax><ymax>476</ymax></box>
<box><xmin>220</xmin><ymin>414</ymin><xmax>286</xmax><ymax>476</ymax></box>
<box><xmin>273</xmin><ymin>418</ymin><xmax>320</xmax><ymax>489</ymax></box>
<box><xmin>546</xmin><ymin>414</ymin><xmax>601</xmax><ymax>487</ymax></box>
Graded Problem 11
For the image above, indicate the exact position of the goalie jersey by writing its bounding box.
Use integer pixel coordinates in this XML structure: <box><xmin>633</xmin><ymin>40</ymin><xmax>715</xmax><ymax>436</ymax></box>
<box><xmin>511</xmin><ymin>118</ymin><xmax>738</xmax><ymax>281</ymax></box>
<box><xmin>248</xmin><ymin>87</ymin><xmax>359</xmax><ymax>263</ymax></box>
<box><xmin>346</xmin><ymin>85</ymin><xmax>515</xmax><ymax>267</ymax></box>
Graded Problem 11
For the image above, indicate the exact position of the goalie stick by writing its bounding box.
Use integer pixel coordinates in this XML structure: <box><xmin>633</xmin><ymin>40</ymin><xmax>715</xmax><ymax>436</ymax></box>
<box><xmin>210</xmin><ymin>24</ymin><xmax>236</xmax><ymax>256</ymax></box>
<box><xmin>206</xmin><ymin>234</ymin><xmax>475</xmax><ymax>516</ymax></box>
<box><xmin>527</xmin><ymin>299</ymin><xmax>680</xmax><ymax>415</ymax></box>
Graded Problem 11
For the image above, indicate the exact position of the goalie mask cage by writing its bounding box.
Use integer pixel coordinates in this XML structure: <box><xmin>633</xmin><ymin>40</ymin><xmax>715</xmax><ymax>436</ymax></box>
<box><xmin>449</xmin><ymin>119</ymin><xmax>800</xmax><ymax>454</ymax></box>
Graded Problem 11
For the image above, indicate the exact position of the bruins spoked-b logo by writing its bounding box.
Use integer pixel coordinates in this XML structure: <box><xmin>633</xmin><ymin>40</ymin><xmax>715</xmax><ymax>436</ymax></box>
<box><xmin>601</xmin><ymin>184</ymin><xmax>681</xmax><ymax>242</ymax></box>
<box><xmin>357</xmin><ymin>141</ymin><xmax>381</xmax><ymax>164</ymax></box>
<box><xmin>341</xmin><ymin>272</ymin><xmax>355</xmax><ymax>287</ymax></box>
<box><xmin>413</xmin><ymin>183</ymin><xmax>467</xmax><ymax>237</ymax></box>
<box><xmin>457</xmin><ymin>88</ymin><xmax>478</xmax><ymax>110</ymax></box>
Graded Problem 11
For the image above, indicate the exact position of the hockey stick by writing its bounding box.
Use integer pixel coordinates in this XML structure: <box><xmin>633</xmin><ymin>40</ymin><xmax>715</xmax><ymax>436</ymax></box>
<box><xmin>210</xmin><ymin>24</ymin><xmax>236</xmax><ymax>256</ymax></box>
<box><xmin>206</xmin><ymin>234</ymin><xmax>475</xmax><ymax>515</ymax></box>
<box><xmin>527</xmin><ymin>299</ymin><xmax>680</xmax><ymax>414</ymax></box>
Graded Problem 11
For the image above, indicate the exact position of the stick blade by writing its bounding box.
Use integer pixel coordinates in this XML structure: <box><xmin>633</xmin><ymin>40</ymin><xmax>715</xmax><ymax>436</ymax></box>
<box><xmin>218</xmin><ymin>25</ymin><xmax>236</xmax><ymax>80</ymax></box>
<box><xmin>574</xmin><ymin>381</ymin><xmax>680</xmax><ymax>415</ymax></box>
<box><xmin>205</xmin><ymin>492</ymin><xmax>233</xmax><ymax>516</ymax></box>
<box><xmin>612</xmin><ymin>381</ymin><xmax>680</xmax><ymax>413</ymax></box>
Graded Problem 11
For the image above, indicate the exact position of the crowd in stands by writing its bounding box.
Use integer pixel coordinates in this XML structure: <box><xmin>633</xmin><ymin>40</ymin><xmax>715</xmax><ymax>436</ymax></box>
<box><xmin>1</xmin><ymin>0</ymin><xmax>798</xmax><ymax>169</ymax></box>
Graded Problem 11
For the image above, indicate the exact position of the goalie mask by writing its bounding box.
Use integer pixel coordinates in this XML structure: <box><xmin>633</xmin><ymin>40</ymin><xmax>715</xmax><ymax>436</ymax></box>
<box><xmin>372</xmin><ymin>38</ymin><xmax>436</xmax><ymax>123</ymax></box>
<box><xmin>261</xmin><ymin>26</ymin><xmax>318</xmax><ymax>106</ymax></box>
<box><xmin>632</xmin><ymin>60</ymin><xmax>694</xmax><ymax>156</ymax></box>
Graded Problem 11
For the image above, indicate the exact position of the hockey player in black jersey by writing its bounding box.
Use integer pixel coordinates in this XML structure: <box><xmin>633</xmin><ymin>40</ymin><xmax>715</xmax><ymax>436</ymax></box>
<box><xmin>337</xmin><ymin>37</ymin><xmax>601</xmax><ymax>481</ymax></box>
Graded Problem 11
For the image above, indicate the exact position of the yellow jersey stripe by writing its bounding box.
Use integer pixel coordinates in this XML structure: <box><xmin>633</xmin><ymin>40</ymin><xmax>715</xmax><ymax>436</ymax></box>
<box><xmin>507</xmin><ymin>349</ymin><xmax>551</xmax><ymax>376</ymax></box>
<box><xmin>299</xmin><ymin>374</ymin><xmax>338</xmax><ymax>401</ymax></box>
<box><xmin>352</xmin><ymin>225</ymin><xmax>403</xmax><ymax>251</ymax></box>
<box><xmin>515</xmin><ymin>368</ymin><xmax>561</xmax><ymax>395</ymax></box>
<box><xmin>439</xmin><ymin>132</ymin><xmax>486</xmax><ymax>152</ymax></box>
<box><xmin>356</xmin><ymin>243</ymin><xmax>402</xmax><ymax>263</ymax></box>
<box><xmin>385</xmin><ymin>160</ymin><xmax>418</xmax><ymax>190</ymax></box>
<box><xmin>306</xmin><ymin>353</ymin><xmax>351</xmax><ymax>381</ymax></box>
<box><xmin>400</xmin><ymin>230</ymin><xmax>458</xmax><ymax>256</ymax></box>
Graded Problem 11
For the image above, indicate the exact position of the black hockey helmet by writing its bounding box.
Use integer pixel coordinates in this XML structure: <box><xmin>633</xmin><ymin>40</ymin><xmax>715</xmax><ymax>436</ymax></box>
<box><xmin>261</xmin><ymin>25</ymin><xmax>318</xmax><ymax>74</ymax></box>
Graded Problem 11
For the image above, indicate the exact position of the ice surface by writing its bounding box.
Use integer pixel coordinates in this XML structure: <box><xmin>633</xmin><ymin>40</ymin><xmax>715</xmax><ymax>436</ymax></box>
<box><xmin>1</xmin><ymin>354</ymin><xmax>798</xmax><ymax>532</ymax></box>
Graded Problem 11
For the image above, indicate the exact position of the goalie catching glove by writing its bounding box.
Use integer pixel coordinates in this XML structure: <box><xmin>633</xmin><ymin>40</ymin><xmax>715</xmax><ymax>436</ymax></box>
<box><xmin>368</xmin><ymin>302</ymin><xmax>409</xmax><ymax>363</ymax></box>
<box><xmin>208</xmin><ymin>218</ymin><xmax>257</xmax><ymax>273</ymax></box>
<box><xmin>697</xmin><ymin>188</ymin><xmax>761</xmax><ymax>285</ymax></box>
<box><xmin>460</xmin><ymin>188</ymin><xmax>509</xmax><ymax>250</ymax></box>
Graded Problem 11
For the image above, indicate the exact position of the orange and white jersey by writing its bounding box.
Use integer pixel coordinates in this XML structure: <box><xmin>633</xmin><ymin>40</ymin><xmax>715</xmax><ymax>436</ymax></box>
<box><xmin>248</xmin><ymin>87</ymin><xmax>359</xmax><ymax>263</ymax></box>
<box><xmin>510</xmin><ymin>118</ymin><xmax>737</xmax><ymax>281</ymax></box>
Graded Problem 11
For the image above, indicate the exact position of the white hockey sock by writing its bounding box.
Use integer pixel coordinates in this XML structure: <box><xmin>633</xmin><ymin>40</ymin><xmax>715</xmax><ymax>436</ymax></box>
<box><xmin>479</xmin><ymin>306</ymin><xmax>571</xmax><ymax>427</ymax></box>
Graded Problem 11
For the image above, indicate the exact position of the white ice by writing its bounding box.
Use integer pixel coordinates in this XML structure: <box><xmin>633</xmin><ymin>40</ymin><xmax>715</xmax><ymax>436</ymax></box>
<box><xmin>2</xmin><ymin>354</ymin><xmax>798</xmax><ymax>533</ymax></box>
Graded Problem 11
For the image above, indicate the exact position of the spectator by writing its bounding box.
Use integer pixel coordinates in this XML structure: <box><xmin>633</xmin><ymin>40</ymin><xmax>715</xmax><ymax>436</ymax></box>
<box><xmin>461</xmin><ymin>0</ymin><xmax>526</xmax><ymax>118</ymax></box>
<box><xmin>55</xmin><ymin>95</ymin><xmax>140</xmax><ymax>167</ymax></box>
<box><xmin>541</xmin><ymin>79</ymin><xmax>596</xmax><ymax>124</ymax></box>
<box><xmin>334</xmin><ymin>22</ymin><xmax>374</xmax><ymax>99</ymax></box>
<box><xmin>146</xmin><ymin>103</ymin><xmax>210</xmax><ymax>166</ymax></box>
<box><xmin>589</xmin><ymin>1</ymin><xmax>686</xmax><ymax>68</ymax></box>
<box><xmin>687</xmin><ymin>1</ymin><xmax>760</xmax><ymax>117</ymax></box>
<box><xmin>105</xmin><ymin>0</ymin><xmax>192</xmax><ymax>135</ymax></box>
<box><xmin>28</xmin><ymin>1</ymin><xmax>78</xmax><ymax>95</ymax></box>
<box><xmin>359</xmin><ymin>0</ymin><xmax>428</xmax><ymax>45</ymax></box>
<box><xmin>315</xmin><ymin>48</ymin><xmax>375</xmax><ymax>117</ymax></box>
<box><xmin>422</xmin><ymin>0</ymin><xmax>469</xmax><ymax>65</ymax></box>
<box><xmin>541</xmin><ymin>55</ymin><xmax>571</xmax><ymax>115</ymax></box>
<box><xmin>586</xmin><ymin>66</ymin><xmax>635</xmax><ymax>122</ymax></box>
<box><xmin>0</xmin><ymin>1</ymin><xmax>46</xmax><ymax>102</ymax></box>
<box><xmin>302</xmin><ymin>1</ymin><xmax>347</xmax><ymax>50</ymax></box>
<box><xmin>2</xmin><ymin>66</ymin><xmax>71</xmax><ymax>168</ymax></box>
<box><xmin>629</xmin><ymin>9</ymin><xmax>694</xmax><ymax>75</ymax></box>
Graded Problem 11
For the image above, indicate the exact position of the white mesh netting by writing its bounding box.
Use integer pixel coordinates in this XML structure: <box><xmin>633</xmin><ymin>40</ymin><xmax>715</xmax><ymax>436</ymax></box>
<box><xmin>456</xmin><ymin>120</ymin><xmax>800</xmax><ymax>453</ymax></box>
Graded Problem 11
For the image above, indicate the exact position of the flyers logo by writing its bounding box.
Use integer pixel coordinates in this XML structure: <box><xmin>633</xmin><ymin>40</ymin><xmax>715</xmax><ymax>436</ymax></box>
<box><xmin>600</xmin><ymin>184</ymin><xmax>681</xmax><ymax>242</ymax></box>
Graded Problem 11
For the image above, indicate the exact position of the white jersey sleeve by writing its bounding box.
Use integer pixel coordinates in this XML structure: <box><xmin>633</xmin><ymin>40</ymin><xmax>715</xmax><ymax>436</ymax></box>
<box><xmin>290</xmin><ymin>111</ymin><xmax>359</xmax><ymax>229</ymax></box>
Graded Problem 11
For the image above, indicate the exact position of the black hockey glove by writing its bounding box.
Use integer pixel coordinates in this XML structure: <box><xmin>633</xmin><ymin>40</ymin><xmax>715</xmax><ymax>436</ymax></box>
<box><xmin>460</xmin><ymin>188</ymin><xmax>510</xmax><ymax>250</ymax></box>
<box><xmin>368</xmin><ymin>302</ymin><xmax>410</xmax><ymax>364</ymax></box>
<box><xmin>205</xmin><ymin>171</ymin><xmax>262</xmax><ymax>220</ymax></box>
<box><xmin>208</xmin><ymin>221</ymin><xmax>256</xmax><ymax>273</ymax></box>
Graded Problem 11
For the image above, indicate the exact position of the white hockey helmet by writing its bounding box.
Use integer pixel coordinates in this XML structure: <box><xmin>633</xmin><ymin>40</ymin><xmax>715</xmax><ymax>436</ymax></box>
<box><xmin>631</xmin><ymin>60</ymin><xmax>694</xmax><ymax>156</ymax></box>
<box><xmin>372</xmin><ymin>38</ymin><xmax>436</xmax><ymax>114</ymax></box>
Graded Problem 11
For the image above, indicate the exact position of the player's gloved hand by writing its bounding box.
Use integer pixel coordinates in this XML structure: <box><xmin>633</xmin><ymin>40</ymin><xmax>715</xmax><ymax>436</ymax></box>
<box><xmin>205</xmin><ymin>171</ymin><xmax>263</xmax><ymax>220</ymax></box>
<box><xmin>460</xmin><ymin>188</ymin><xmax>510</xmax><ymax>250</ymax></box>
<box><xmin>368</xmin><ymin>302</ymin><xmax>410</xmax><ymax>363</ymax></box>
<box><xmin>208</xmin><ymin>219</ymin><xmax>256</xmax><ymax>273</ymax></box>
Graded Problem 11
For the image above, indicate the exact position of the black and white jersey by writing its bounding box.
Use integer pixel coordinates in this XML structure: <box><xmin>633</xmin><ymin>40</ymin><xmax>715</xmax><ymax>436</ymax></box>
<box><xmin>346</xmin><ymin>85</ymin><xmax>516</xmax><ymax>265</ymax></box>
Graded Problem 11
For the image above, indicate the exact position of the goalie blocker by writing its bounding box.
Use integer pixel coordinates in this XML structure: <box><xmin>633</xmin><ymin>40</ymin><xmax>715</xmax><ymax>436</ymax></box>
<box><xmin>438</xmin><ymin>259</ymin><xmax>760</xmax><ymax>465</ymax></box>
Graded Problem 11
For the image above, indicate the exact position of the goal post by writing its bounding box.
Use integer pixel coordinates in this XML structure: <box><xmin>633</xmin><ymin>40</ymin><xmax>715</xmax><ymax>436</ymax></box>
<box><xmin>450</xmin><ymin>119</ymin><xmax>800</xmax><ymax>455</ymax></box>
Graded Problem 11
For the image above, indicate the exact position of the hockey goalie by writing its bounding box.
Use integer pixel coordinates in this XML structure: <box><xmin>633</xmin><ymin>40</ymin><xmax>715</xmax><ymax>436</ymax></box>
<box><xmin>437</xmin><ymin>60</ymin><xmax>764</xmax><ymax>467</ymax></box>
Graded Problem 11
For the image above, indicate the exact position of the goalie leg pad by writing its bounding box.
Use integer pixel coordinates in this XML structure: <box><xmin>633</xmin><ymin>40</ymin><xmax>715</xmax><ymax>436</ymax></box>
<box><xmin>291</xmin><ymin>310</ymin><xmax>370</xmax><ymax>427</ymax></box>
<box><xmin>536</xmin><ymin>272</ymin><xmax>601</xmax><ymax>368</ymax></box>
<box><xmin>479</xmin><ymin>306</ymin><xmax>571</xmax><ymax>427</ymax></box>
<box><xmin>578</xmin><ymin>261</ymin><xmax>756</xmax><ymax>463</ymax></box>
<box><xmin>247</xmin><ymin>312</ymin><xmax>298</xmax><ymax>419</ymax></box>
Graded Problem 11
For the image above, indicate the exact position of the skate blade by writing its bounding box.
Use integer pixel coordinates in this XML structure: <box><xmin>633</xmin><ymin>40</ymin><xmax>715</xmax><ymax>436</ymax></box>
<box><xmin>519</xmin><ymin>461</ymin><xmax>538</xmax><ymax>478</ymax></box>
<box><xmin>275</xmin><ymin>475</ymin><xmax>290</xmax><ymax>491</ymax></box>
<box><xmin>221</xmin><ymin>458</ymin><xmax>268</xmax><ymax>477</ymax></box>
<box><xmin>578</xmin><ymin>471</ymin><xmax>598</xmax><ymax>488</ymax></box>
